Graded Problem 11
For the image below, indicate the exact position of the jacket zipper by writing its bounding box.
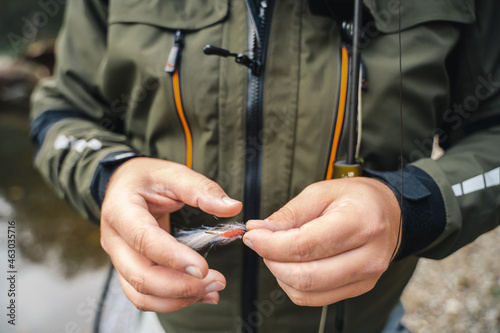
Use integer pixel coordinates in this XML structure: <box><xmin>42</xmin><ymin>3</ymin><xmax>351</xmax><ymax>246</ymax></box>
<box><xmin>165</xmin><ymin>30</ymin><xmax>193</xmax><ymax>169</ymax></box>
<box><xmin>242</xmin><ymin>1</ymin><xmax>274</xmax><ymax>332</ymax></box>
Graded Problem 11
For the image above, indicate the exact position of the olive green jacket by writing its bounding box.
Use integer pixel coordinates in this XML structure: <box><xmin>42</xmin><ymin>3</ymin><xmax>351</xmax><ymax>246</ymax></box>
<box><xmin>31</xmin><ymin>0</ymin><xmax>500</xmax><ymax>332</ymax></box>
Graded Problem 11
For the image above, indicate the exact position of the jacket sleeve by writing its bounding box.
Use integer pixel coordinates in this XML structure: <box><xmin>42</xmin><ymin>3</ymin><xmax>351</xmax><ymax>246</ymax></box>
<box><xmin>410</xmin><ymin>0</ymin><xmax>500</xmax><ymax>259</ymax></box>
<box><xmin>372</xmin><ymin>0</ymin><xmax>500</xmax><ymax>260</ymax></box>
<box><xmin>30</xmin><ymin>0</ymin><xmax>138</xmax><ymax>223</ymax></box>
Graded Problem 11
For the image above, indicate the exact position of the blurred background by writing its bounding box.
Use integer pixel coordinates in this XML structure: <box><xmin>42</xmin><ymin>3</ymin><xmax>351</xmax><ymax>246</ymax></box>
<box><xmin>0</xmin><ymin>2</ymin><xmax>109</xmax><ymax>333</ymax></box>
<box><xmin>0</xmin><ymin>1</ymin><xmax>499</xmax><ymax>333</ymax></box>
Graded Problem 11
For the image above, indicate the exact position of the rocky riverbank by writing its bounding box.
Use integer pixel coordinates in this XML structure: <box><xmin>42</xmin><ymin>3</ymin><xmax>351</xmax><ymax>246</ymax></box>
<box><xmin>402</xmin><ymin>226</ymin><xmax>500</xmax><ymax>332</ymax></box>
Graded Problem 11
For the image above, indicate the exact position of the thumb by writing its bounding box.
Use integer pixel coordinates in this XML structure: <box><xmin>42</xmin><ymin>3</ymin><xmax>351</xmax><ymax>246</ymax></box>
<box><xmin>162</xmin><ymin>163</ymin><xmax>242</xmax><ymax>218</ymax></box>
<box><xmin>247</xmin><ymin>182</ymin><xmax>331</xmax><ymax>231</ymax></box>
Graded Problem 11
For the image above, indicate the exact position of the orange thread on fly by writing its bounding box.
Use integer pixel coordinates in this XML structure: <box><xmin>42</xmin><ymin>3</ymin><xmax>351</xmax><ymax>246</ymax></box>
<box><xmin>206</xmin><ymin>228</ymin><xmax>246</xmax><ymax>239</ymax></box>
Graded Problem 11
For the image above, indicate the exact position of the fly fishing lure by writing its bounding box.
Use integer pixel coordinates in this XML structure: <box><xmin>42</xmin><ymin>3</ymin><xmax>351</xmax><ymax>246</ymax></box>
<box><xmin>175</xmin><ymin>222</ymin><xmax>247</xmax><ymax>255</ymax></box>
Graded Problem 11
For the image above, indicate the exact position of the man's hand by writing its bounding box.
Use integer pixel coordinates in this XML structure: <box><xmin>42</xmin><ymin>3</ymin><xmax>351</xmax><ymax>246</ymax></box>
<box><xmin>243</xmin><ymin>177</ymin><xmax>401</xmax><ymax>306</ymax></box>
<box><xmin>100</xmin><ymin>157</ymin><xmax>242</xmax><ymax>312</ymax></box>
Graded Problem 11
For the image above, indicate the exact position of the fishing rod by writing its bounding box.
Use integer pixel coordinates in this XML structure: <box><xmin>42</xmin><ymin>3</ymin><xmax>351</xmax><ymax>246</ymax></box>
<box><xmin>332</xmin><ymin>0</ymin><xmax>364</xmax><ymax>179</ymax></box>
<box><xmin>319</xmin><ymin>0</ymin><xmax>364</xmax><ymax>331</ymax></box>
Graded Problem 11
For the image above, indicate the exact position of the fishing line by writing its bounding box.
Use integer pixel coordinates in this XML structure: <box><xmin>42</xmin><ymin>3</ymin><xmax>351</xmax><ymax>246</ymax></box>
<box><xmin>390</xmin><ymin>0</ymin><xmax>404</xmax><ymax>262</ymax></box>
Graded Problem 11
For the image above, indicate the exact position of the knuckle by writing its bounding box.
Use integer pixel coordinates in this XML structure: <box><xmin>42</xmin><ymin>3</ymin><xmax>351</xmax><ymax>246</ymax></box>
<box><xmin>120</xmin><ymin>277</ymin><xmax>152</xmax><ymax>312</ymax></box>
<box><xmin>129</xmin><ymin>273</ymin><xmax>147</xmax><ymax>295</ymax></box>
<box><xmin>293</xmin><ymin>266</ymin><xmax>314</xmax><ymax>292</ymax></box>
<box><xmin>124</xmin><ymin>289</ymin><xmax>151</xmax><ymax>312</ymax></box>
<box><xmin>162</xmin><ymin>249</ymin><xmax>183</xmax><ymax>270</ymax></box>
<box><xmin>289</xmin><ymin>292</ymin><xmax>310</xmax><ymax>307</ymax></box>
<box><xmin>100</xmin><ymin>201</ymin><xmax>119</xmax><ymax>225</ymax></box>
<box><xmin>302</xmin><ymin>182</ymin><xmax>327</xmax><ymax>199</ymax></box>
<box><xmin>359</xmin><ymin>218</ymin><xmax>388</xmax><ymax>245</ymax></box>
<box><xmin>133</xmin><ymin>297</ymin><xmax>150</xmax><ymax>312</ymax></box>
<box><xmin>279</xmin><ymin>281</ymin><xmax>312</xmax><ymax>306</ymax></box>
<box><xmin>365</xmin><ymin>256</ymin><xmax>389</xmax><ymax>276</ymax></box>
<box><xmin>176</xmin><ymin>296</ymin><xmax>196</xmax><ymax>309</ymax></box>
<box><xmin>100</xmin><ymin>236</ymin><xmax>109</xmax><ymax>254</ymax></box>
<box><xmin>293</xmin><ymin>236</ymin><xmax>314</xmax><ymax>261</ymax></box>
<box><xmin>302</xmin><ymin>183</ymin><xmax>318</xmax><ymax>195</ymax></box>
<box><xmin>99</xmin><ymin>224</ymin><xmax>114</xmax><ymax>255</ymax></box>
<box><xmin>131</xmin><ymin>228</ymin><xmax>149</xmax><ymax>255</ymax></box>
<box><xmin>277</xmin><ymin>206</ymin><xmax>296</xmax><ymax>223</ymax></box>
<box><xmin>176</xmin><ymin>282</ymin><xmax>199</xmax><ymax>298</ymax></box>
<box><xmin>200</xmin><ymin>178</ymin><xmax>221</xmax><ymax>195</ymax></box>
<box><xmin>372</xmin><ymin>219</ymin><xmax>389</xmax><ymax>238</ymax></box>
<box><xmin>100</xmin><ymin>202</ymin><xmax>111</xmax><ymax>218</ymax></box>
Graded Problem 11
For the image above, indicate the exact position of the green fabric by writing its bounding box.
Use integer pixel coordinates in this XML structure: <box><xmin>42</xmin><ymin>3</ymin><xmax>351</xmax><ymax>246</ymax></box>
<box><xmin>31</xmin><ymin>0</ymin><xmax>500</xmax><ymax>332</ymax></box>
<box><xmin>364</xmin><ymin>0</ymin><xmax>475</xmax><ymax>33</ymax></box>
<box><xmin>108</xmin><ymin>0</ymin><xmax>229</xmax><ymax>30</ymax></box>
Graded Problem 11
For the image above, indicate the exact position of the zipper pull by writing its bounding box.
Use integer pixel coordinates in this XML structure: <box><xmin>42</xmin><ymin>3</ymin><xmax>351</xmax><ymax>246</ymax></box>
<box><xmin>165</xmin><ymin>30</ymin><xmax>184</xmax><ymax>73</ymax></box>
<box><xmin>203</xmin><ymin>45</ymin><xmax>261</xmax><ymax>76</ymax></box>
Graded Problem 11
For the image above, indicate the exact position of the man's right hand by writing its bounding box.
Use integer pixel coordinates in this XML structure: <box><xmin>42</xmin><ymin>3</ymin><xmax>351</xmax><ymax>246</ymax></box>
<box><xmin>100</xmin><ymin>157</ymin><xmax>242</xmax><ymax>312</ymax></box>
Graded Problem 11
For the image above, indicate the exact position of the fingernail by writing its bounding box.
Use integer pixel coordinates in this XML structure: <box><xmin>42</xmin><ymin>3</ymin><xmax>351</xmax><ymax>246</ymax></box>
<box><xmin>243</xmin><ymin>237</ymin><xmax>254</xmax><ymax>250</ymax></box>
<box><xmin>200</xmin><ymin>295</ymin><xmax>218</xmax><ymax>305</ymax></box>
<box><xmin>222</xmin><ymin>196</ymin><xmax>240</xmax><ymax>206</ymax></box>
<box><xmin>247</xmin><ymin>219</ymin><xmax>266</xmax><ymax>223</ymax></box>
<box><xmin>185</xmin><ymin>266</ymin><xmax>203</xmax><ymax>279</ymax></box>
<box><xmin>246</xmin><ymin>219</ymin><xmax>267</xmax><ymax>228</ymax></box>
<box><xmin>205</xmin><ymin>281</ymin><xmax>225</xmax><ymax>293</ymax></box>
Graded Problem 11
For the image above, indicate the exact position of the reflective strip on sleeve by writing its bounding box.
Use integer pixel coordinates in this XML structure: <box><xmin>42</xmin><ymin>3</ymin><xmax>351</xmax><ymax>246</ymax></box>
<box><xmin>452</xmin><ymin>167</ymin><xmax>500</xmax><ymax>196</ymax></box>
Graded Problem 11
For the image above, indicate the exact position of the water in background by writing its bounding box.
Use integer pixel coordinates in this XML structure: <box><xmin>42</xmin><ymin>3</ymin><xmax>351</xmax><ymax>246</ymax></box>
<box><xmin>0</xmin><ymin>105</ymin><xmax>109</xmax><ymax>332</ymax></box>
<box><xmin>0</xmin><ymin>4</ymin><xmax>116</xmax><ymax>330</ymax></box>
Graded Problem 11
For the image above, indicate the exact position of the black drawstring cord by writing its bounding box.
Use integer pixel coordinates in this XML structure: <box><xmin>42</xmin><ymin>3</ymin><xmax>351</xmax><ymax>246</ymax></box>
<box><xmin>93</xmin><ymin>263</ymin><xmax>115</xmax><ymax>333</ymax></box>
<box><xmin>390</xmin><ymin>0</ymin><xmax>404</xmax><ymax>263</ymax></box>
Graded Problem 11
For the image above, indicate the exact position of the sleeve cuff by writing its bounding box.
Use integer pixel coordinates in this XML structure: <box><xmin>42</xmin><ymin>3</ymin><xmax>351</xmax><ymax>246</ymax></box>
<box><xmin>364</xmin><ymin>166</ymin><xmax>447</xmax><ymax>260</ymax></box>
<box><xmin>90</xmin><ymin>151</ymin><xmax>139</xmax><ymax>209</ymax></box>
<box><xmin>31</xmin><ymin>109</ymin><xmax>90</xmax><ymax>152</ymax></box>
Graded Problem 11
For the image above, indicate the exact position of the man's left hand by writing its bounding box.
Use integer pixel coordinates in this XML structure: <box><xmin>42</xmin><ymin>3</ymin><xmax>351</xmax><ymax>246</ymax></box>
<box><xmin>243</xmin><ymin>177</ymin><xmax>401</xmax><ymax>306</ymax></box>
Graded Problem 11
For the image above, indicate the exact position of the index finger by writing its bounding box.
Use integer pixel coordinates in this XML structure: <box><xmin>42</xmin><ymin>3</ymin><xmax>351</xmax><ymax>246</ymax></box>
<box><xmin>148</xmin><ymin>162</ymin><xmax>243</xmax><ymax>218</ymax></box>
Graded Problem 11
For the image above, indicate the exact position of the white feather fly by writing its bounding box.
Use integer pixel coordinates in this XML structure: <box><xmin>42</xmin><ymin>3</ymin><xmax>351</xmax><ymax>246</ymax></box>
<box><xmin>175</xmin><ymin>222</ymin><xmax>247</xmax><ymax>254</ymax></box>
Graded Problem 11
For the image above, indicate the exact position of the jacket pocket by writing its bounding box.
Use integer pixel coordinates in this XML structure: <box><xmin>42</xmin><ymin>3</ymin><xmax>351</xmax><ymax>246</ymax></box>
<box><xmin>364</xmin><ymin>0</ymin><xmax>475</xmax><ymax>33</ymax></box>
<box><xmin>108</xmin><ymin>0</ymin><xmax>229</xmax><ymax>31</ymax></box>
<box><xmin>103</xmin><ymin>0</ymin><xmax>229</xmax><ymax>168</ymax></box>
